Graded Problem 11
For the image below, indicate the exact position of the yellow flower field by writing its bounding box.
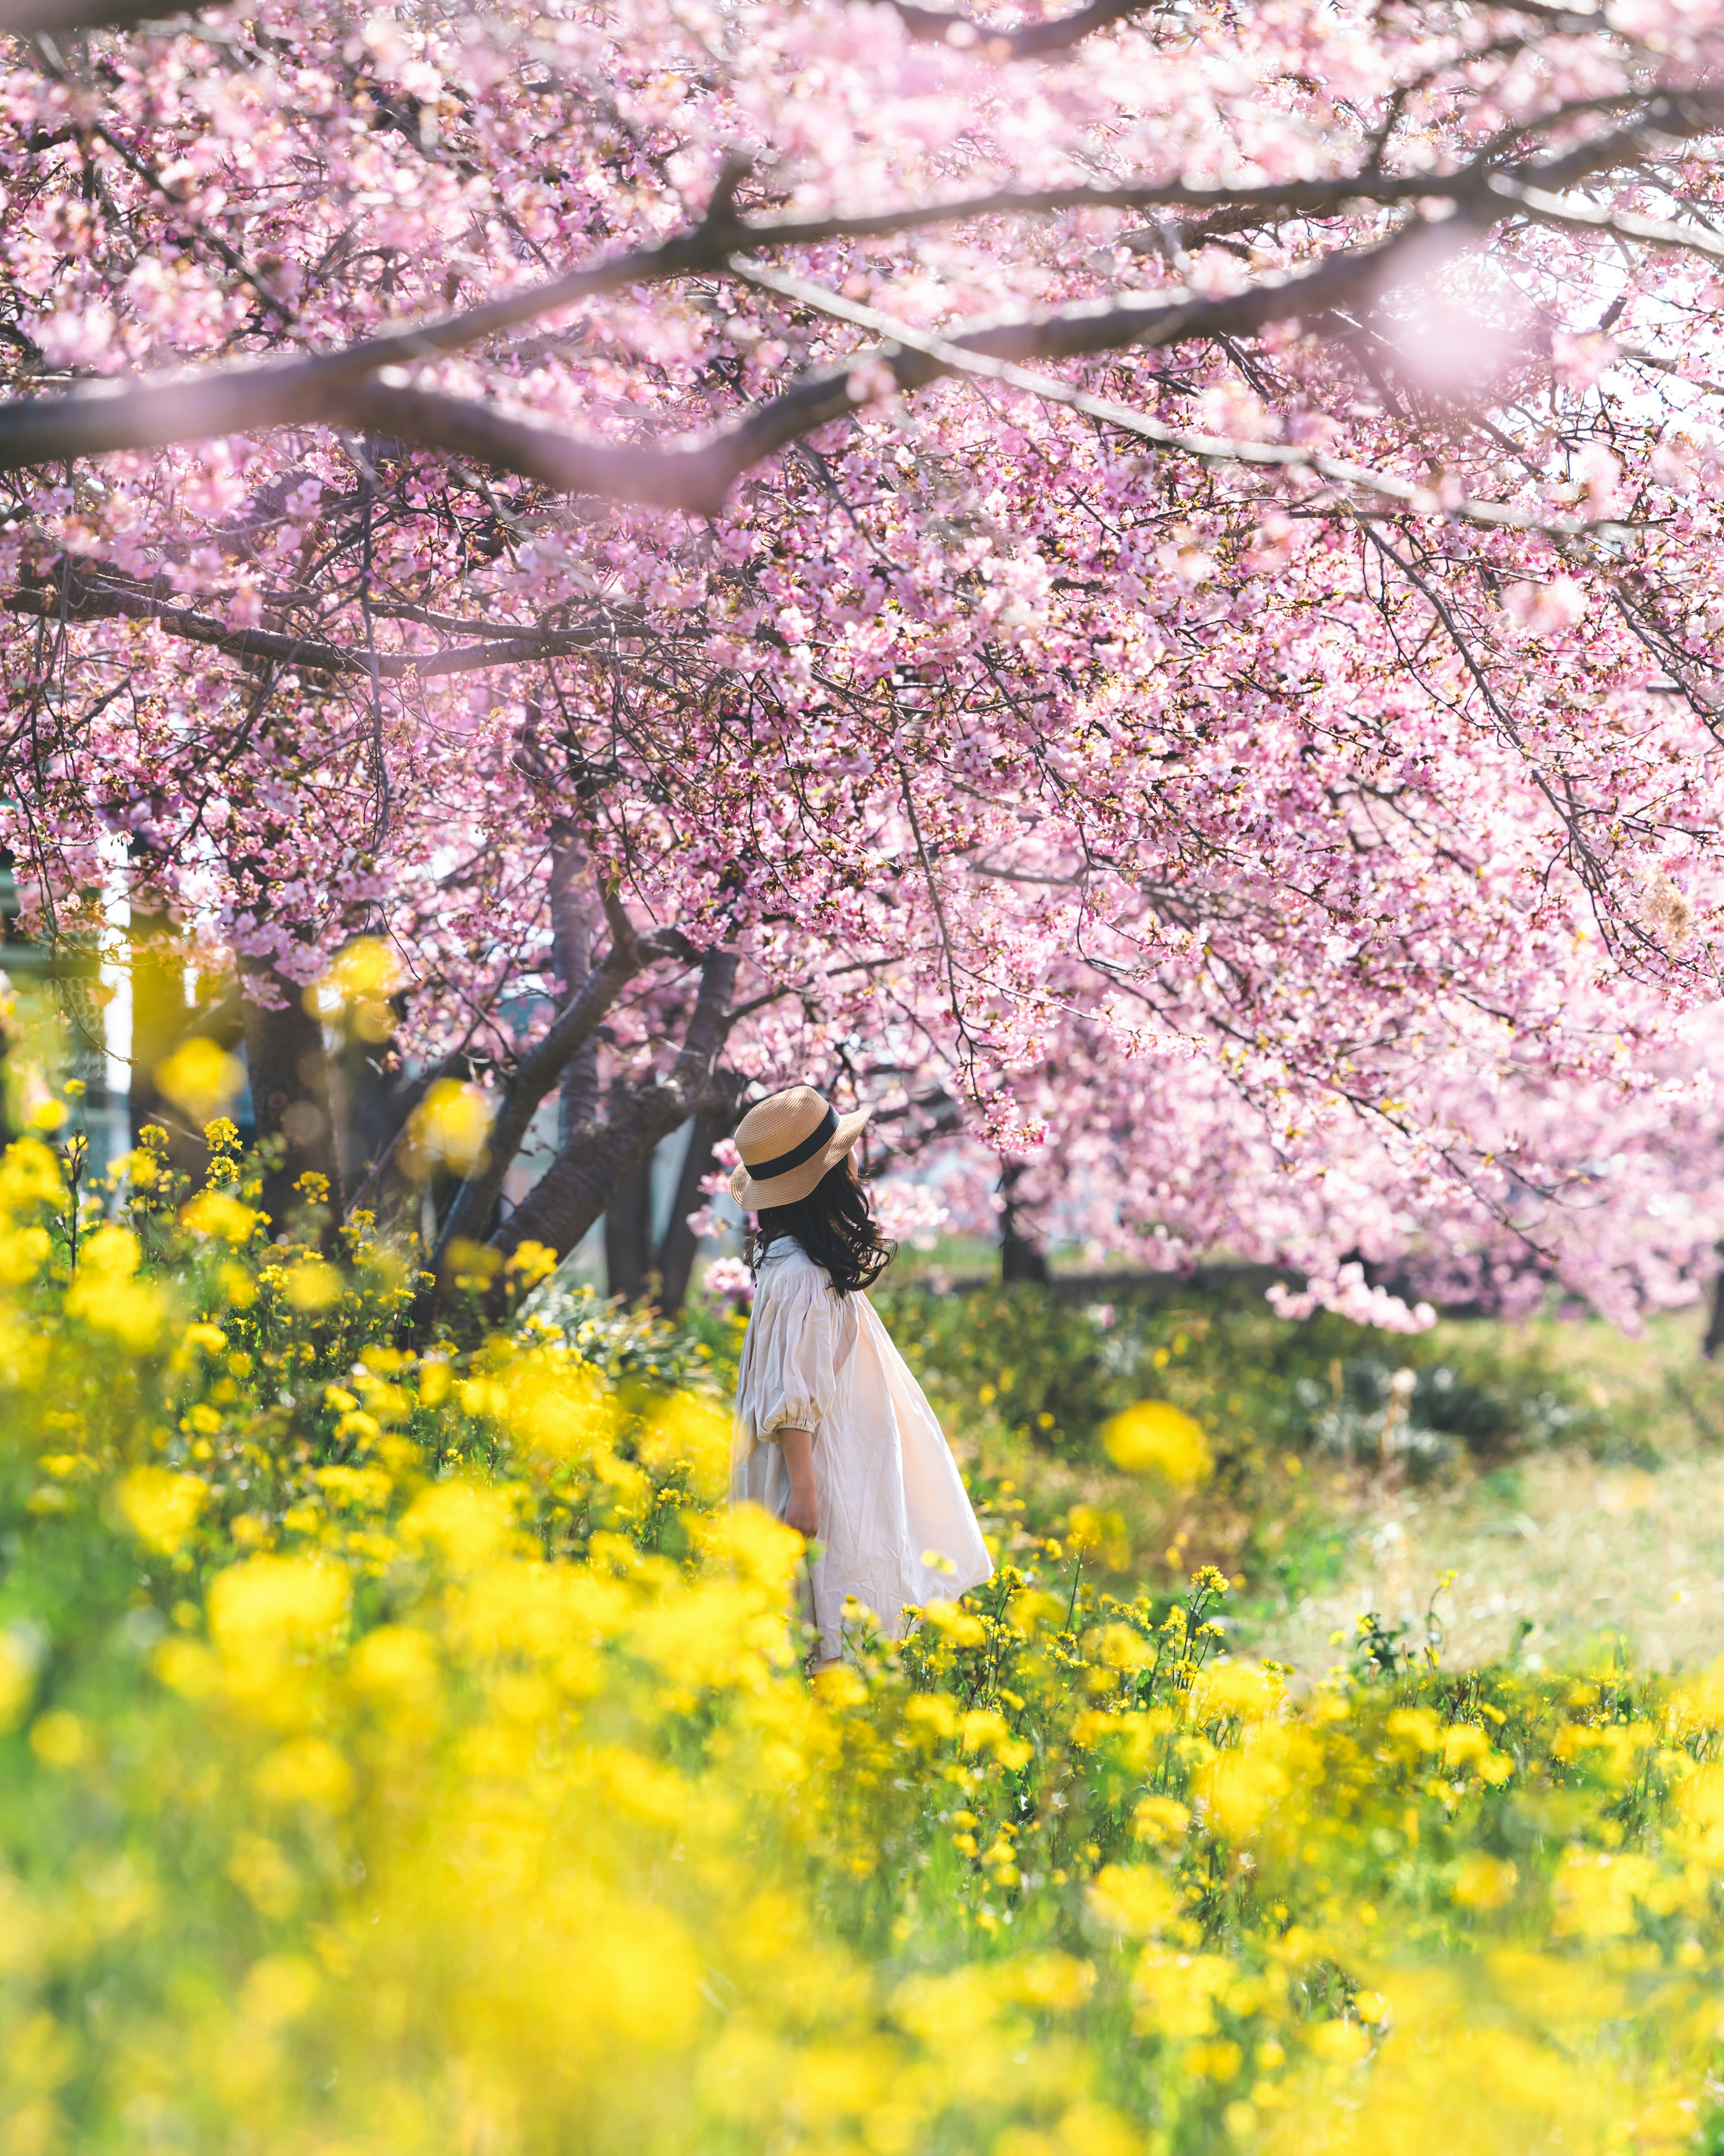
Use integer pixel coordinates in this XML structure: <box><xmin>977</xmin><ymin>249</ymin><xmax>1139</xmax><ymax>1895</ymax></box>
<box><xmin>0</xmin><ymin>1123</ymin><xmax>1721</xmax><ymax>2156</ymax></box>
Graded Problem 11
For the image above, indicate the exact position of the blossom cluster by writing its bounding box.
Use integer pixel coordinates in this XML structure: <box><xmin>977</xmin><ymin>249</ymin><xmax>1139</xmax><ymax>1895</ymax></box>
<box><xmin>6</xmin><ymin>0</ymin><xmax>1724</xmax><ymax>1305</ymax></box>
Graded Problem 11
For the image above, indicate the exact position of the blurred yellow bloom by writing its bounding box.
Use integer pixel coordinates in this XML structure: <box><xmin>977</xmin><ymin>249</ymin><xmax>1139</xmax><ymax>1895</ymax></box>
<box><xmin>1451</xmin><ymin>1853</ymin><xmax>1518</xmax><ymax>1911</ymax></box>
<box><xmin>891</xmin><ymin>1964</ymin><xmax>1001</xmax><ymax>2044</ymax></box>
<box><xmin>314</xmin><ymin>1464</ymin><xmax>392</xmax><ymax>1510</ymax></box>
<box><xmin>0</xmin><ymin>1222</ymin><xmax>49</xmax><ymax>1286</ymax></box>
<box><xmin>504</xmin><ymin>1352</ymin><xmax>611</xmax><ymax>1460</ymax></box>
<box><xmin>418</xmin><ymin>1358</ymin><xmax>453</xmax><ymax>1407</ymax></box>
<box><xmin>1088</xmin><ymin>1864</ymin><xmax>1178</xmax><ymax>1938</ymax></box>
<box><xmin>1306</xmin><ymin>2019</ymin><xmax>1371</xmax><ymax>2065</ymax></box>
<box><xmin>1002</xmin><ymin>1953</ymin><xmax>1097</xmax><ymax>2012</ymax></box>
<box><xmin>638</xmin><ymin>1393</ymin><xmax>730</xmax><ymax>1500</ymax></box>
<box><xmin>404</xmin><ymin>1080</ymin><xmax>493</xmax><ymax>1178</ymax></box>
<box><xmin>1551</xmin><ymin>1849</ymin><xmax>1662</xmax><ymax>1941</ymax></box>
<box><xmin>904</xmin><ymin>1692</ymin><xmax>960</xmax><ymax>1742</ymax></box>
<box><xmin>0</xmin><ymin>1138</ymin><xmax>62</xmax><ymax>1208</ymax></box>
<box><xmin>254</xmin><ymin>1737</ymin><xmax>354</xmax><ymax>1812</ymax></box>
<box><xmin>66</xmin><ymin>1225</ymin><xmax>169</xmax><ymax>1351</ymax></box>
<box><xmin>1131</xmin><ymin>1795</ymin><xmax>1192</xmax><ymax>1847</ymax></box>
<box><xmin>1101</xmin><ymin>1401</ymin><xmax>1211</xmax><ymax>1486</ymax></box>
<box><xmin>210</xmin><ymin>1556</ymin><xmax>350</xmax><ymax>1672</ymax></box>
<box><xmin>28</xmin><ymin>1711</ymin><xmax>86</xmax><ymax>1770</ymax></box>
<box><xmin>349</xmin><ymin>1623</ymin><xmax>441</xmax><ymax>1702</ymax></box>
<box><xmin>115</xmin><ymin>1466</ymin><xmax>207</xmax><ymax>1555</ymax></box>
<box><xmin>226</xmin><ymin>1834</ymin><xmax>299</xmax><ymax>1919</ymax></box>
<box><xmin>180</xmin><ymin>1190</ymin><xmax>259</xmax><ymax>1245</ymax></box>
<box><xmin>959</xmin><ymin>1707</ymin><xmax>1032</xmax><ymax>1768</ymax></box>
<box><xmin>1385</xmin><ymin>1706</ymin><xmax>1445</xmax><ymax>1755</ymax></box>
<box><xmin>918</xmin><ymin>1601</ymin><xmax>985</xmax><ymax>1646</ymax></box>
<box><xmin>0</xmin><ymin>1631</ymin><xmax>35</xmax><ymax>1731</ymax></box>
<box><xmin>310</xmin><ymin>938</ymin><xmax>403</xmax><ymax>1041</ymax></box>
<box><xmin>1197</xmin><ymin>1735</ymin><xmax>1292</xmax><ymax>1840</ymax></box>
<box><xmin>239</xmin><ymin>1954</ymin><xmax>321</xmax><ymax>2029</ymax></box>
<box><xmin>400</xmin><ymin>1481</ymin><xmax>516</xmax><ymax>1571</ymax></box>
<box><xmin>1132</xmin><ymin>1946</ymin><xmax>1236</xmax><ymax>2037</ymax></box>
<box><xmin>1440</xmin><ymin>1722</ymin><xmax>1513</xmax><ymax>1783</ymax></box>
<box><xmin>712</xmin><ymin>1504</ymin><xmax>808</xmax><ymax>1600</ymax></box>
<box><xmin>1092</xmin><ymin>1621</ymin><xmax>1155</xmax><ymax>1673</ymax></box>
<box><xmin>282</xmin><ymin>1260</ymin><xmax>343</xmax><ymax>1312</ymax></box>
<box><xmin>1192</xmin><ymin>1661</ymin><xmax>1283</xmax><ymax>1723</ymax></box>
<box><xmin>155</xmin><ymin>1039</ymin><xmax>244</xmax><ymax>1122</ymax></box>
<box><xmin>1487</xmin><ymin>1949</ymin><xmax>1626</xmax><ymax>2028</ymax></box>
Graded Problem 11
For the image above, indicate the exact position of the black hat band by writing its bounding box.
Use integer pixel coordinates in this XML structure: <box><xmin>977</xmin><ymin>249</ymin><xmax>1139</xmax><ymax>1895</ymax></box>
<box><xmin>743</xmin><ymin>1105</ymin><xmax>838</xmax><ymax>1181</ymax></box>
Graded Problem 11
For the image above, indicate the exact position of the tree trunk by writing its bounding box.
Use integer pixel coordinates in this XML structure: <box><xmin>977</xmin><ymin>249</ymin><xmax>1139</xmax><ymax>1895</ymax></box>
<box><xmin>603</xmin><ymin>1142</ymin><xmax>655</xmax><ymax>1305</ymax></box>
<box><xmin>429</xmin><ymin>895</ymin><xmax>682</xmax><ymax>1267</ymax></box>
<box><xmin>333</xmin><ymin>1024</ymin><xmax>400</xmax><ymax>1211</ymax></box>
<box><xmin>1704</xmin><ymin>1252</ymin><xmax>1724</xmax><ymax>1361</ymax></box>
<box><xmin>550</xmin><ymin>823</ymin><xmax>603</xmax><ymax>1148</ymax></box>
<box><xmin>656</xmin><ymin>1087</ymin><xmax>743</xmax><ymax>1318</ymax></box>
<box><xmin>239</xmin><ymin>957</ymin><xmax>345</xmax><ymax>1233</ymax></box>
<box><xmin>1000</xmin><ymin>1159</ymin><xmax>1049</xmax><ymax>1284</ymax></box>
<box><xmin>488</xmin><ymin>948</ymin><xmax>737</xmax><ymax>1270</ymax></box>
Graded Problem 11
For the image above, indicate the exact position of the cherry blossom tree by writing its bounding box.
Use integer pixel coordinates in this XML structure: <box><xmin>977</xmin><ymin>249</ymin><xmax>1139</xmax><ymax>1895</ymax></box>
<box><xmin>4</xmin><ymin>0</ymin><xmax>1724</xmax><ymax>1315</ymax></box>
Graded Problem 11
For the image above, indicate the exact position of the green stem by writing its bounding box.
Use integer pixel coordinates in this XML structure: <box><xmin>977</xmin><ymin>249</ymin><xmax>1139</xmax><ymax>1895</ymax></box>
<box><xmin>1064</xmin><ymin>1547</ymin><xmax>1083</xmax><ymax>1635</ymax></box>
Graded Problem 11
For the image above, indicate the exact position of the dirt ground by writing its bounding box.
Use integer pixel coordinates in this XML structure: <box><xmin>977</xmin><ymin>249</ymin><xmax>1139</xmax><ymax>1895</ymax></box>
<box><xmin>1240</xmin><ymin>1444</ymin><xmax>1724</xmax><ymax>1679</ymax></box>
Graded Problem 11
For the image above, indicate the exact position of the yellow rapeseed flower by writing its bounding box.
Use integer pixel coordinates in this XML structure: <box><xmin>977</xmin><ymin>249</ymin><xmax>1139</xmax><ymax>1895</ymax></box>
<box><xmin>1101</xmin><ymin>1401</ymin><xmax>1212</xmax><ymax>1486</ymax></box>
<box><xmin>114</xmin><ymin>1466</ymin><xmax>207</xmax><ymax>1555</ymax></box>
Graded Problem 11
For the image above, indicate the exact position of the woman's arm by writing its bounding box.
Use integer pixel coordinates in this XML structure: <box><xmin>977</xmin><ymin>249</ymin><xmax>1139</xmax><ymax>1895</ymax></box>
<box><xmin>779</xmin><ymin>1427</ymin><xmax>817</xmax><ymax>1538</ymax></box>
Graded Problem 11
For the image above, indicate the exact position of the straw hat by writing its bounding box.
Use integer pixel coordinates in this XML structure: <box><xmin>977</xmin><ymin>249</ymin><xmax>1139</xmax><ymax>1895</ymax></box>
<box><xmin>728</xmin><ymin>1085</ymin><xmax>871</xmax><ymax>1211</ymax></box>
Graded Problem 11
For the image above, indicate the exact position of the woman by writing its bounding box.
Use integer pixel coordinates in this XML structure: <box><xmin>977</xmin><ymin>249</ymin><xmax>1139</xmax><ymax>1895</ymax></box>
<box><xmin>728</xmin><ymin>1085</ymin><xmax>994</xmax><ymax>1667</ymax></box>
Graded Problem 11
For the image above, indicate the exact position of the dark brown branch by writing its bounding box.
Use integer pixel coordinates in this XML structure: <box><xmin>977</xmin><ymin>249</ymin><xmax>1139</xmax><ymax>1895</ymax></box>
<box><xmin>885</xmin><ymin>0</ymin><xmax>1617</xmax><ymax>58</ymax></box>
<box><xmin>887</xmin><ymin>0</ymin><xmax>1156</xmax><ymax>59</ymax></box>
<box><xmin>0</xmin><ymin>0</ymin><xmax>1615</xmax><ymax>44</ymax></box>
<box><xmin>0</xmin><ymin>91</ymin><xmax>1715</xmax><ymax>482</ymax></box>
<box><xmin>3</xmin><ymin>237</ymin><xmax>1437</xmax><ymax>524</ymax></box>
<box><xmin>333</xmin><ymin>221</ymin><xmax>1440</xmax><ymax>516</ymax></box>
<box><xmin>0</xmin><ymin>0</ymin><xmax>201</xmax><ymax>31</ymax></box>
<box><xmin>429</xmin><ymin>905</ymin><xmax>694</xmax><ymax>1267</ymax></box>
<box><xmin>655</xmin><ymin>1072</ymin><xmax>748</xmax><ymax>1315</ymax></box>
<box><xmin>732</xmin><ymin>253</ymin><xmax>1632</xmax><ymax>538</ymax></box>
<box><xmin>489</xmin><ymin>945</ymin><xmax>739</xmax><ymax>1265</ymax></box>
<box><xmin>4</xmin><ymin>561</ymin><xmax>642</xmax><ymax>675</ymax></box>
<box><xmin>548</xmin><ymin>824</ymin><xmax>604</xmax><ymax>1145</ymax></box>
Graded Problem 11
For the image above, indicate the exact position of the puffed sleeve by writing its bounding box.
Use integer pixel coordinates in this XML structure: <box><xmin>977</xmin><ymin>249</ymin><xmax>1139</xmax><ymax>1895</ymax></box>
<box><xmin>732</xmin><ymin>1261</ymin><xmax>841</xmax><ymax>1464</ymax></box>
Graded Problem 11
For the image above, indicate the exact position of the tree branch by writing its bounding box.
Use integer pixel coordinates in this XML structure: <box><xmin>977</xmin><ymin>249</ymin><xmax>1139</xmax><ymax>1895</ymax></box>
<box><xmin>0</xmin><ymin>0</ymin><xmax>1617</xmax><ymax>44</ymax></box>
<box><xmin>884</xmin><ymin>0</ymin><xmax>1614</xmax><ymax>62</ymax></box>
<box><xmin>489</xmin><ymin>945</ymin><xmax>740</xmax><ymax>1265</ymax></box>
<box><xmin>428</xmin><ymin>908</ymin><xmax>692</xmax><ymax>1270</ymax></box>
<box><xmin>5</xmin><ymin>560</ymin><xmax>644</xmax><ymax>676</ymax></box>
<box><xmin>0</xmin><ymin>98</ymin><xmax>1713</xmax><ymax>488</ymax></box>
<box><xmin>886</xmin><ymin>0</ymin><xmax>1157</xmax><ymax>59</ymax></box>
<box><xmin>339</xmin><ymin>220</ymin><xmax>1450</xmax><ymax>516</ymax></box>
<box><xmin>1487</xmin><ymin>173</ymin><xmax>1724</xmax><ymax>263</ymax></box>
<box><xmin>549</xmin><ymin>821</ymin><xmax>605</xmax><ymax>1145</ymax></box>
<box><xmin>733</xmin><ymin>254</ymin><xmax>1634</xmax><ymax>538</ymax></box>
<box><xmin>0</xmin><ymin>0</ymin><xmax>201</xmax><ymax>31</ymax></box>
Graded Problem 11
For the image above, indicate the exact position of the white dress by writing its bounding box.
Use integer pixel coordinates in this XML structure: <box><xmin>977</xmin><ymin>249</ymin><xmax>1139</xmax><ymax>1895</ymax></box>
<box><xmin>730</xmin><ymin>1239</ymin><xmax>994</xmax><ymax>1659</ymax></box>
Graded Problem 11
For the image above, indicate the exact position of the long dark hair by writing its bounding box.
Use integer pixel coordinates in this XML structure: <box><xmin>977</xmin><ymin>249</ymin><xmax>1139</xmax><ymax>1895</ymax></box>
<box><xmin>751</xmin><ymin>1154</ymin><xmax>897</xmax><ymax>1294</ymax></box>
